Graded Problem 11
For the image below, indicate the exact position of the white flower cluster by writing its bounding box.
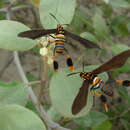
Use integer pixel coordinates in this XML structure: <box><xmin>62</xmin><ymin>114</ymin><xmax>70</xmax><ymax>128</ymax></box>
<box><xmin>39</xmin><ymin>47</ymin><xmax>48</xmax><ymax>56</ymax></box>
<box><xmin>36</xmin><ymin>36</ymin><xmax>48</xmax><ymax>47</ymax></box>
<box><xmin>36</xmin><ymin>35</ymin><xmax>56</xmax><ymax>64</ymax></box>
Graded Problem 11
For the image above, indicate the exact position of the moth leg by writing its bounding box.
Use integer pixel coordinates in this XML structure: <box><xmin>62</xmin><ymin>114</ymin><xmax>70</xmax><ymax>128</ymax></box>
<box><xmin>49</xmin><ymin>34</ymin><xmax>56</xmax><ymax>39</ymax></box>
<box><xmin>90</xmin><ymin>88</ymin><xmax>97</xmax><ymax>96</ymax></box>
<box><xmin>95</xmin><ymin>92</ymin><xmax>102</xmax><ymax>97</ymax></box>
<box><xmin>64</xmin><ymin>48</ymin><xmax>74</xmax><ymax>72</ymax></box>
<box><xmin>116</xmin><ymin>80</ymin><xmax>130</xmax><ymax>87</ymax></box>
<box><xmin>53</xmin><ymin>48</ymin><xmax>59</xmax><ymax>72</ymax></box>
<box><xmin>95</xmin><ymin>93</ymin><xmax>109</xmax><ymax>112</ymax></box>
<box><xmin>100</xmin><ymin>95</ymin><xmax>109</xmax><ymax>112</ymax></box>
<box><xmin>47</xmin><ymin>35</ymin><xmax>56</xmax><ymax>48</ymax></box>
<box><xmin>93</xmin><ymin>95</ymin><xmax>95</xmax><ymax>107</ymax></box>
<box><xmin>91</xmin><ymin>90</ymin><xmax>96</xmax><ymax>107</ymax></box>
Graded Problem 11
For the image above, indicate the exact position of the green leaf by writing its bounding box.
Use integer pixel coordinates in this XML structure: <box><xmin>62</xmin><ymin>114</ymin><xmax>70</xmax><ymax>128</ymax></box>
<box><xmin>39</xmin><ymin>0</ymin><xmax>76</xmax><ymax>28</ymax></box>
<box><xmin>115</xmin><ymin>64</ymin><xmax>130</xmax><ymax>73</ymax></box>
<box><xmin>0</xmin><ymin>104</ymin><xmax>46</xmax><ymax>130</ymax></box>
<box><xmin>0</xmin><ymin>0</ymin><xmax>4</xmax><ymax>8</ymax></box>
<box><xmin>92</xmin><ymin>121</ymin><xmax>112</xmax><ymax>130</ymax></box>
<box><xmin>111</xmin><ymin>15</ymin><xmax>129</xmax><ymax>36</ymax></box>
<box><xmin>28</xmin><ymin>0</ymin><xmax>40</xmax><ymax>8</ymax></box>
<box><xmin>112</xmin><ymin>24</ymin><xmax>129</xmax><ymax>36</ymax></box>
<box><xmin>0</xmin><ymin>81</ymin><xmax>20</xmax><ymax>87</ymax></box>
<box><xmin>93</xmin><ymin>12</ymin><xmax>110</xmax><ymax>40</ymax></box>
<box><xmin>50</xmin><ymin>66</ymin><xmax>108</xmax><ymax>118</ymax></box>
<box><xmin>117</xmin><ymin>86</ymin><xmax>128</xmax><ymax>99</ymax></box>
<box><xmin>111</xmin><ymin>43</ymin><xmax>130</xmax><ymax>54</ymax></box>
<box><xmin>0</xmin><ymin>82</ymin><xmax>28</xmax><ymax>106</ymax></box>
<box><xmin>27</xmin><ymin>73</ymin><xmax>38</xmax><ymax>82</ymax></box>
<box><xmin>0</xmin><ymin>20</ymin><xmax>36</xmax><ymax>51</ymax></box>
<box><xmin>111</xmin><ymin>15</ymin><xmax>128</xmax><ymax>26</ymax></box>
<box><xmin>75</xmin><ymin>126</ymin><xmax>87</xmax><ymax>130</ymax></box>
<box><xmin>127</xmin><ymin>23</ymin><xmax>130</xmax><ymax>32</ymax></box>
<box><xmin>47</xmin><ymin>107</ymin><xmax>62</xmax><ymax>122</ymax></box>
<box><xmin>80</xmin><ymin>32</ymin><xmax>98</xmax><ymax>43</ymax></box>
<box><xmin>0</xmin><ymin>0</ymin><xmax>5</xmax><ymax>20</ymax></box>
<box><xmin>70</xmin><ymin>8</ymin><xmax>93</xmax><ymax>33</ymax></box>
<box><xmin>26</xmin><ymin>74</ymin><xmax>39</xmax><ymax>88</ymax></box>
<box><xmin>102</xmin><ymin>4</ymin><xmax>113</xmax><ymax>17</ymax></box>
<box><xmin>121</xmin><ymin>119</ymin><xmax>130</xmax><ymax>130</ymax></box>
<box><xmin>26</xmin><ymin>101</ymin><xmax>38</xmax><ymax>114</ymax></box>
<box><xmin>75</xmin><ymin>111</ymin><xmax>108</xmax><ymax>127</ymax></box>
<box><xmin>106</xmin><ymin>0</ymin><xmax>130</xmax><ymax>8</ymax></box>
<box><xmin>103</xmin><ymin>0</ymin><xmax>109</xmax><ymax>4</ymax></box>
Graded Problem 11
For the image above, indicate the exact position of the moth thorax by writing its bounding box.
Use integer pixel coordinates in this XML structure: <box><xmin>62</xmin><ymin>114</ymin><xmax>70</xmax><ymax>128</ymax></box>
<box><xmin>57</xmin><ymin>24</ymin><xmax>64</xmax><ymax>30</ymax></box>
<box><xmin>80</xmin><ymin>72</ymin><xmax>93</xmax><ymax>80</ymax></box>
<box><xmin>92</xmin><ymin>77</ymin><xmax>101</xmax><ymax>86</ymax></box>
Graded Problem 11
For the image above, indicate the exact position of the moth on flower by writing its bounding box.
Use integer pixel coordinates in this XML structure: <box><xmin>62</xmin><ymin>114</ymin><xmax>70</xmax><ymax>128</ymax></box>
<box><xmin>35</xmin><ymin>34</ymin><xmax>75</xmax><ymax>72</ymax></box>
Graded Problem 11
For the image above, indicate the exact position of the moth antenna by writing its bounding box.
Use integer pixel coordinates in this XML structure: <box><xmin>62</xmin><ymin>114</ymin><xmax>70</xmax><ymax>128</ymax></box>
<box><xmin>82</xmin><ymin>56</ymin><xmax>85</xmax><ymax>72</ymax></box>
<box><xmin>50</xmin><ymin>13</ymin><xmax>69</xmax><ymax>27</ymax></box>
<box><xmin>67</xmin><ymin>72</ymin><xmax>81</xmax><ymax>77</ymax></box>
<box><xmin>49</xmin><ymin>13</ymin><xmax>61</xmax><ymax>24</ymax></box>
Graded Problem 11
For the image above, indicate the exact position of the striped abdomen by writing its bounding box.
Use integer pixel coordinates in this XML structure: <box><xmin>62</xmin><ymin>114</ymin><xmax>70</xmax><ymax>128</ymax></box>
<box><xmin>54</xmin><ymin>34</ymin><xmax>65</xmax><ymax>56</ymax></box>
<box><xmin>91</xmin><ymin>77</ymin><xmax>113</xmax><ymax>97</ymax></box>
<box><xmin>101</xmin><ymin>82</ymin><xmax>113</xmax><ymax>97</ymax></box>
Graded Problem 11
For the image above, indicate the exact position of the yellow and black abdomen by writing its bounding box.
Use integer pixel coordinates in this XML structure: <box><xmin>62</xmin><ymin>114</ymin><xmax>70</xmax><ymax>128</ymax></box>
<box><xmin>53</xmin><ymin>33</ymin><xmax>74</xmax><ymax>72</ymax></box>
<box><xmin>54</xmin><ymin>34</ymin><xmax>65</xmax><ymax>56</ymax></box>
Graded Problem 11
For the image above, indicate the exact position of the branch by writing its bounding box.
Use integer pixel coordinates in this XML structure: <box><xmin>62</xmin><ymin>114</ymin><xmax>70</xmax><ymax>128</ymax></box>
<box><xmin>13</xmin><ymin>51</ymin><xmax>70</xmax><ymax>130</ymax></box>
<box><xmin>0</xmin><ymin>8</ymin><xmax>6</xmax><ymax>13</ymax></box>
<box><xmin>0</xmin><ymin>3</ymin><xmax>32</xmax><ymax>13</ymax></box>
<box><xmin>0</xmin><ymin>56</ymin><xmax>13</xmax><ymax>78</ymax></box>
<box><xmin>12</xmin><ymin>5</ymin><xmax>32</xmax><ymax>11</ymax></box>
<box><xmin>38</xmin><ymin>56</ymin><xmax>49</xmax><ymax>105</ymax></box>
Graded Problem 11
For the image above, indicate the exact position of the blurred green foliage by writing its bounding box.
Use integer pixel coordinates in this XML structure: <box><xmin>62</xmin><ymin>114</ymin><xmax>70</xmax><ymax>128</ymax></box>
<box><xmin>0</xmin><ymin>105</ymin><xmax>46</xmax><ymax>130</ymax></box>
<box><xmin>39</xmin><ymin>0</ymin><xmax>76</xmax><ymax>28</ymax></box>
<box><xmin>75</xmin><ymin>111</ymin><xmax>108</xmax><ymax>127</ymax></box>
<box><xmin>92</xmin><ymin>121</ymin><xmax>112</xmax><ymax>130</ymax></box>
<box><xmin>0</xmin><ymin>20</ymin><xmax>35</xmax><ymax>51</ymax></box>
<box><xmin>0</xmin><ymin>81</ymin><xmax>28</xmax><ymax>106</ymax></box>
<box><xmin>0</xmin><ymin>0</ymin><xmax>130</xmax><ymax>129</ymax></box>
<box><xmin>0</xmin><ymin>0</ymin><xmax>5</xmax><ymax>20</ymax></box>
